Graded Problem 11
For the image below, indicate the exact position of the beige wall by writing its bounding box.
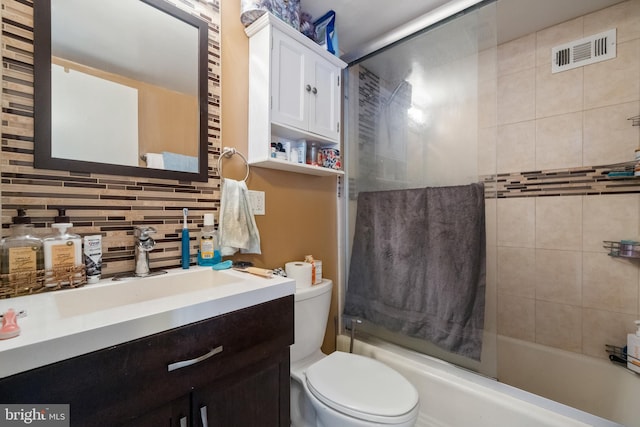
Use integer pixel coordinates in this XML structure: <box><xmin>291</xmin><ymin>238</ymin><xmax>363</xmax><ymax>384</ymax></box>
<box><xmin>221</xmin><ymin>2</ymin><xmax>339</xmax><ymax>352</ymax></box>
<box><xmin>482</xmin><ymin>0</ymin><xmax>640</xmax><ymax>418</ymax></box>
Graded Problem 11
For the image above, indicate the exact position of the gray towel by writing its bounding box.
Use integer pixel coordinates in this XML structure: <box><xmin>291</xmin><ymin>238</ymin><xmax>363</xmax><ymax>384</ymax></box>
<box><xmin>344</xmin><ymin>183</ymin><xmax>486</xmax><ymax>360</ymax></box>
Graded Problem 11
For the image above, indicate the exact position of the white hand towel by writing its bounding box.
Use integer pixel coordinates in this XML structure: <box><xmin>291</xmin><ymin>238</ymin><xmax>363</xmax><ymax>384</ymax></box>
<box><xmin>218</xmin><ymin>179</ymin><xmax>261</xmax><ymax>256</ymax></box>
<box><xmin>145</xmin><ymin>153</ymin><xmax>164</xmax><ymax>169</ymax></box>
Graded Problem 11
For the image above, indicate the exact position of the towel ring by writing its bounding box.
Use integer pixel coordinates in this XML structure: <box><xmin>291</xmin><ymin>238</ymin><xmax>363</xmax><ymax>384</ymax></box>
<box><xmin>217</xmin><ymin>147</ymin><xmax>250</xmax><ymax>182</ymax></box>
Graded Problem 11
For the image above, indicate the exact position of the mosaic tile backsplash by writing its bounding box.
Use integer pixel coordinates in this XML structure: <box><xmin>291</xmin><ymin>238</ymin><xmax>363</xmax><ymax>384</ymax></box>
<box><xmin>1</xmin><ymin>0</ymin><xmax>222</xmax><ymax>278</ymax></box>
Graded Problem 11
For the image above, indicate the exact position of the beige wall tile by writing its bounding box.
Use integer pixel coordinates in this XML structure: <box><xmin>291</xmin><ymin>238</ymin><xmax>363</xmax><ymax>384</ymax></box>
<box><xmin>498</xmin><ymin>33</ymin><xmax>536</xmax><ymax>77</ymax></box>
<box><xmin>535</xmin><ymin>300</ymin><xmax>582</xmax><ymax>352</ymax></box>
<box><xmin>485</xmin><ymin>198</ymin><xmax>497</xmax><ymax>245</ymax></box>
<box><xmin>584</xmin><ymin>0</ymin><xmax>640</xmax><ymax>44</ymax></box>
<box><xmin>478</xmin><ymin>126</ymin><xmax>496</xmax><ymax>175</ymax></box>
<box><xmin>536</xmin><ymin>17</ymin><xmax>583</xmax><ymax>67</ymax></box>
<box><xmin>535</xmin><ymin>249</ymin><xmax>582</xmax><ymax>305</ymax></box>
<box><xmin>478</xmin><ymin>46</ymin><xmax>497</xmax><ymax>83</ymax></box>
<box><xmin>536</xmin><ymin>196</ymin><xmax>582</xmax><ymax>251</ymax></box>
<box><xmin>486</xmin><ymin>243</ymin><xmax>497</xmax><ymax>301</ymax></box>
<box><xmin>497</xmin><ymin>247</ymin><xmax>536</xmax><ymax>298</ymax></box>
<box><xmin>496</xmin><ymin>120</ymin><xmax>535</xmax><ymax>173</ymax></box>
<box><xmin>497</xmin><ymin>68</ymin><xmax>535</xmax><ymax>125</ymax></box>
<box><xmin>584</xmin><ymin>39</ymin><xmax>640</xmax><ymax>110</ymax></box>
<box><xmin>583</xmin><ymin>101</ymin><xmax>640</xmax><ymax>166</ymax></box>
<box><xmin>536</xmin><ymin>65</ymin><xmax>583</xmax><ymax>118</ymax></box>
<box><xmin>583</xmin><ymin>252</ymin><xmax>639</xmax><ymax>314</ymax></box>
<box><xmin>583</xmin><ymin>308</ymin><xmax>637</xmax><ymax>359</ymax></box>
<box><xmin>478</xmin><ymin>77</ymin><xmax>497</xmax><ymax>128</ymax></box>
<box><xmin>535</xmin><ymin>112</ymin><xmax>583</xmax><ymax>170</ymax></box>
<box><xmin>497</xmin><ymin>293</ymin><xmax>535</xmax><ymax>341</ymax></box>
<box><xmin>583</xmin><ymin>194</ymin><xmax>640</xmax><ymax>253</ymax></box>
<box><xmin>497</xmin><ymin>197</ymin><xmax>536</xmax><ymax>247</ymax></box>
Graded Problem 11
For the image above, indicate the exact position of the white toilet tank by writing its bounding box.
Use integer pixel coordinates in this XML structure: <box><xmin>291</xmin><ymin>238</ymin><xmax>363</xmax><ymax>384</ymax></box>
<box><xmin>291</xmin><ymin>279</ymin><xmax>333</xmax><ymax>363</ymax></box>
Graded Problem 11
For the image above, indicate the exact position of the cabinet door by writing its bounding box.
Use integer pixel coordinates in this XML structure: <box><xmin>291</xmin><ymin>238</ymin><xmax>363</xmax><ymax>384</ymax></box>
<box><xmin>308</xmin><ymin>51</ymin><xmax>340</xmax><ymax>141</ymax></box>
<box><xmin>121</xmin><ymin>395</ymin><xmax>190</xmax><ymax>427</ymax></box>
<box><xmin>192</xmin><ymin>350</ymin><xmax>290</xmax><ymax>427</ymax></box>
<box><xmin>271</xmin><ymin>29</ymin><xmax>307</xmax><ymax>131</ymax></box>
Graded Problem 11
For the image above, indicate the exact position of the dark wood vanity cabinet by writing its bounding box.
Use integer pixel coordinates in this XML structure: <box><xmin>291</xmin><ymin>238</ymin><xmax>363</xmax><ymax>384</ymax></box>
<box><xmin>0</xmin><ymin>296</ymin><xmax>294</xmax><ymax>427</ymax></box>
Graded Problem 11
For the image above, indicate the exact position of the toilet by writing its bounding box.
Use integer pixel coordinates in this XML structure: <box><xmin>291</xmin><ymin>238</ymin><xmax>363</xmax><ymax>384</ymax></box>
<box><xmin>290</xmin><ymin>279</ymin><xmax>419</xmax><ymax>427</ymax></box>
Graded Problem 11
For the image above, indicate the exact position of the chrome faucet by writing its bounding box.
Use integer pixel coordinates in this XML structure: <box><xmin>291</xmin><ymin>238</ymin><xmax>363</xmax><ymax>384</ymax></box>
<box><xmin>134</xmin><ymin>226</ymin><xmax>157</xmax><ymax>277</ymax></box>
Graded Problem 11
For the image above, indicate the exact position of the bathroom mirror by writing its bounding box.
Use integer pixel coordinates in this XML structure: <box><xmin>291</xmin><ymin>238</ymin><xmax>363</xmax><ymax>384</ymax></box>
<box><xmin>34</xmin><ymin>0</ymin><xmax>209</xmax><ymax>182</ymax></box>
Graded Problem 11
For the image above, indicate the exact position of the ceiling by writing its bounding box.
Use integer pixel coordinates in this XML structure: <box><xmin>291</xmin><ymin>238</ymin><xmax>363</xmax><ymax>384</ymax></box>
<box><xmin>302</xmin><ymin>0</ymin><xmax>625</xmax><ymax>61</ymax></box>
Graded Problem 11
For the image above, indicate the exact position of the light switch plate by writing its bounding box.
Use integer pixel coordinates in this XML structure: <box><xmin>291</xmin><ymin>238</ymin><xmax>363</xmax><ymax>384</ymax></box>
<box><xmin>248</xmin><ymin>190</ymin><xmax>265</xmax><ymax>215</ymax></box>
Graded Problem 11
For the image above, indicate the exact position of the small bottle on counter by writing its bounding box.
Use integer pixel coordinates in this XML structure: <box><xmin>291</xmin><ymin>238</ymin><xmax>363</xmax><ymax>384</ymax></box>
<box><xmin>198</xmin><ymin>213</ymin><xmax>221</xmax><ymax>266</ymax></box>
<box><xmin>43</xmin><ymin>209</ymin><xmax>83</xmax><ymax>286</ymax></box>
<box><xmin>1</xmin><ymin>208</ymin><xmax>44</xmax><ymax>280</ymax></box>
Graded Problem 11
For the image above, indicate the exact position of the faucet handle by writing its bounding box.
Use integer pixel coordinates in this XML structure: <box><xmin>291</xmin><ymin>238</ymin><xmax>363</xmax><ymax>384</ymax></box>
<box><xmin>134</xmin><ymin>226</ymin><xmax>157</xmax><ymax>240</ymax></box>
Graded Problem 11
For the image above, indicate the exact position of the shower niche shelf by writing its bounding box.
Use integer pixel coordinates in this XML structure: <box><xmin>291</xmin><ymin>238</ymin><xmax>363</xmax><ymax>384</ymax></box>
<box><xmin>603</xmin><ymin>241</ymin><xmax>640</xmax><ymax>259</ymax></box>
<box><xmin>605</xmin><ymin>344</ymin><xmax>640</xmax><ymax>374</ymax></box>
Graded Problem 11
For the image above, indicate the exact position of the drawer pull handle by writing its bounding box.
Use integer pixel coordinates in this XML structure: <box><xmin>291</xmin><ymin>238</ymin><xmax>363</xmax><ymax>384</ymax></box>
<box><xmin>200</xmin><ymin>406</ymin><xmax>209</xmax><ymax>427</ymax></box>
<box><xmin>167</xmin><ymin>345</ymin><xmax>223</xmax><ymax>372</ymax></box>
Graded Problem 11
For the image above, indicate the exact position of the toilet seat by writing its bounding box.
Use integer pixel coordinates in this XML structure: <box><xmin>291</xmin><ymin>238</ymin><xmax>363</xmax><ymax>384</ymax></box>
<box><xmin>305</xmin><ymin>352</ymin><xmax>419</xmax><ymax>424</ymax></box>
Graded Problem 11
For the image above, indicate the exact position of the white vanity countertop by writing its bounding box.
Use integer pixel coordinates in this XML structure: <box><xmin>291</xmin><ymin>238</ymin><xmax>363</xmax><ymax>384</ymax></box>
<box><xmin>0</xmin><ymin>267</ymin><xmax>295</xmax><ymax>378</ymax></box>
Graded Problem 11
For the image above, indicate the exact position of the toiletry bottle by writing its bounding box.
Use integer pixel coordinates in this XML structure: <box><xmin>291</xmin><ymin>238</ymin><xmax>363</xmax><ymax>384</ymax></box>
<box><xmin>198</xmin><ymin>213</ymin><xmax>221</xmax><ymax>266</ymax></box>
<box><xmin>628</xmin><ymin>320</ymin><xmax>640</xmax><ymax>373</ymax></box>
<box><xmin>83</xmin><ymin>235</ymin><xmax>102</xmax><ymax>284</ymax></box>
<box><xmin>43</xmin><ymin>209</ymin><xmax>83</xmax><ymax>285</ymax></box>
<box><xmin>1</xmin><ymin>209</ymin><xmax>44</xmax><ymax>280</ymax></box>
<box><xmin>307</xmin><ymin>142</ymin><xmax>318</xmax><ymax>166</ymax></box>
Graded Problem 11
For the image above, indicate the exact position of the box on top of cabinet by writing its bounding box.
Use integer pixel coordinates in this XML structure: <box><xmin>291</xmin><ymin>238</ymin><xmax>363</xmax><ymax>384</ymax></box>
<box><xmin>241</xmin><ymin>0</ymin><xmax>300</xmax><ymax>30</ymax></box>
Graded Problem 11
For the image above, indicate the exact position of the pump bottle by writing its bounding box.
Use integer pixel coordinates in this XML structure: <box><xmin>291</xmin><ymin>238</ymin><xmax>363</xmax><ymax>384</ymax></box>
<box><xmin>1</xmin><ymin>209</ymin><xmax>44</xmax><ymax>280</ymax></box>
<box><xmin>43</xmin><ymin>209</ymin><xmax>83</xmax><ymax>286</ymax></box>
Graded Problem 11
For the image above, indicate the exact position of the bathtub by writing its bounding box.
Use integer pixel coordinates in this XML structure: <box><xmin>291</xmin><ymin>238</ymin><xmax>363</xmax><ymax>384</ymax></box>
<box><xmin>336</xmin><ymin>335</ymin><xmax>625</xmax><ymax>427</ymax></box>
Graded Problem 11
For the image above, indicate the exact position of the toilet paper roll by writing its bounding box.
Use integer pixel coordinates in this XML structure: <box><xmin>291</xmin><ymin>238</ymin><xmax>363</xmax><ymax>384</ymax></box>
<box><xmin>285</xmin><ymin>261</ymin><xmax>312</xmax><ymax>288</ymax></box>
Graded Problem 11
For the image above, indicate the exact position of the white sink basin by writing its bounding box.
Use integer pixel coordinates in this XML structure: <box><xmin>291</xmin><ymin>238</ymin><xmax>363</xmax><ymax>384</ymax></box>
<box><xmin>0</xmin><ymin>267</ymin><xmax>295</xmax><ymax>378</ymax></box>
<box><xmin>54</xmin><ymin>268</ymin><xmax>238</xmax><ymax>318</ymax></box>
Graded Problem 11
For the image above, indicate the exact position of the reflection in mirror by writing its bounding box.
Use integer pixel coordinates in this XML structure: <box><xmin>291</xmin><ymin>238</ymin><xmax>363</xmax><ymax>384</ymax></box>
<box><xmin>34</xmin><ymin>0</ymin><xmax>209</xmax><ymax>182</ymax></box>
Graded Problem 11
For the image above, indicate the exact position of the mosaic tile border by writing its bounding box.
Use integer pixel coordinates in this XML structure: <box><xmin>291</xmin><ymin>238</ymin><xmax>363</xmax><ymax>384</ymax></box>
<box><xmin>1</xmin><ymin>0</ymin><xmax>223</xmax><ymax>278</ymax></box>
<box><xmin>481</xmin><ymin>162</ymin><xmax>640</xmax><ymax>198</ymax></box>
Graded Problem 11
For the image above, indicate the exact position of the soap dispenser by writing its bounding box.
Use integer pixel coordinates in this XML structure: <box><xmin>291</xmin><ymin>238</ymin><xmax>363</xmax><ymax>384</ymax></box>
<box><xmin>1</xmin><ymin>208</ymin><xmax>44</xmax><ymax>278</ymax></box>
<box><xmin>628</xmin><ymin>320</ymin><xmax>640</xmax><ymax>374</ymax></box>
<box><xmin>43</xmin><ymin>209</ymin><xmax>83</xmax><ymax>286</ymax></box>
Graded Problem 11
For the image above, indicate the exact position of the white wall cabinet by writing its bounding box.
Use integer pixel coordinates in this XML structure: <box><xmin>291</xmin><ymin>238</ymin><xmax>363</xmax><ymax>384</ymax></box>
<box><xmin>245</xmin><ymin>13</ymin><xmax>346</xmax><ymax>176</ymax></box>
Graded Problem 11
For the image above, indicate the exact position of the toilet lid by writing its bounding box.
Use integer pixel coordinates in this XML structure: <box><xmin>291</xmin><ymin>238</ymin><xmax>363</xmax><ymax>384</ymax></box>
<box><xmin>305</xmin><ymin>352</ymin><xmax>419</xmax><ymax>423</ymax></box>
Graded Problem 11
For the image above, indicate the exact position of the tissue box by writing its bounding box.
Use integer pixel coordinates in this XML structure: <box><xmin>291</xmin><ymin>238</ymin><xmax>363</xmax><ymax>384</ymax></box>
<box><xmin>240</xmin><ymin>0</ymin><xmax>301</xmax><ymax>30</ymax></box>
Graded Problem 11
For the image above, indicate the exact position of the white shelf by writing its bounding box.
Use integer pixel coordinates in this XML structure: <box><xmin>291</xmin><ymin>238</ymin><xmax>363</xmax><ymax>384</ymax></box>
<box><xmin>249</xmin><ymin>158</ymin><xmax>343</xmax><ymax>176</ymax></box>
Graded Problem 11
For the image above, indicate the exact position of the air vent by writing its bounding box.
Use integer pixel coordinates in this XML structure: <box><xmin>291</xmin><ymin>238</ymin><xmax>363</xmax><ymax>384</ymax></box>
<box><xmin>552</xmin><ymin>29</ymin><xmax>616</xmax><ymax>73</ymax></box>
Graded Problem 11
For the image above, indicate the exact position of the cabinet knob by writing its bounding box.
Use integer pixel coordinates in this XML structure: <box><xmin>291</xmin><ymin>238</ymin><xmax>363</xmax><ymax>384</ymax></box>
<box><xmin>312</xmin><ymin>87</ymin><xmax>317</xmax><ymax>95</ymax></box>
<box><xmin>305</xmin><ymin>84</ymin><xmax>311</xmax><ymax>92</ymax></box>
